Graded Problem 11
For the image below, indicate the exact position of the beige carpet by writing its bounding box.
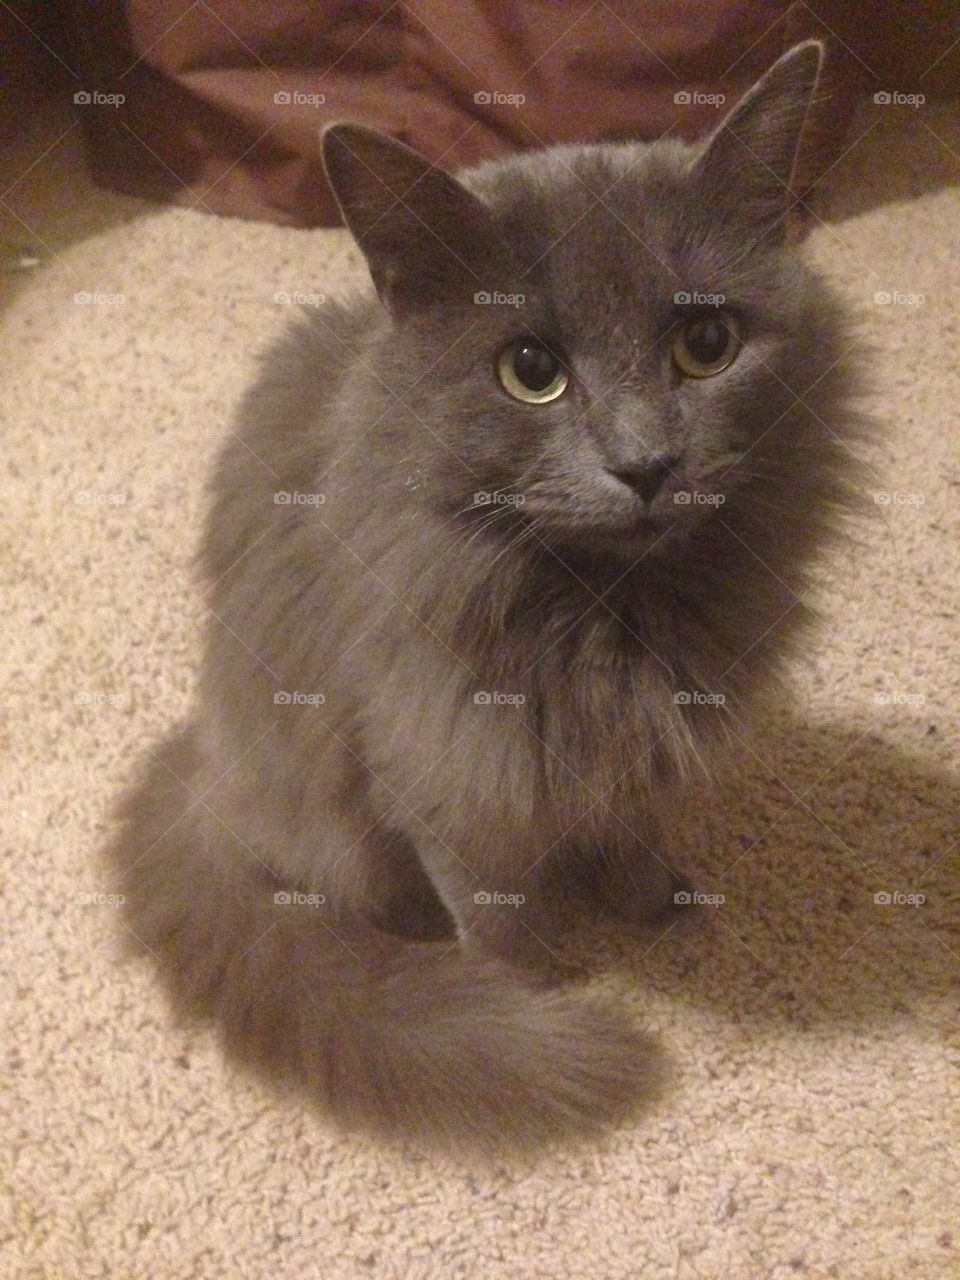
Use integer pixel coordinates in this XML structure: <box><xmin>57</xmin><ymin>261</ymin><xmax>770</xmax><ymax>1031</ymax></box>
<box><xmin>2</xmin><ymin>94</ymin><xmax>958</xmax><ymax>1280</ymax></box>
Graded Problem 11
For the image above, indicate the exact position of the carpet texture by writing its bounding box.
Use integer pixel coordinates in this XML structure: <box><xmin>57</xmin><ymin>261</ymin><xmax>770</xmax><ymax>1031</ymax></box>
<box><xmin>2</xmin><ymin>96</ymin><xmax>958</xmax><ymax>1280</ymax></box>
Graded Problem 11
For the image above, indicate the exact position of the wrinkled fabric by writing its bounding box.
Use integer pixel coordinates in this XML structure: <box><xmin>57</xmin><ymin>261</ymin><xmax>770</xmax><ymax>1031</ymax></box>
<box><xmin>62</xmin><ymin>0</ymin><xmax>876</xmax><ymax>226</ymax></box>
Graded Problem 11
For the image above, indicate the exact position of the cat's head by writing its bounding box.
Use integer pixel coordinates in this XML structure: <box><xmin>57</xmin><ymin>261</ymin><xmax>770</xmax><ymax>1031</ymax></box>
<box><xmin>321</xmin><ymin>42</ymin><xmax>857</xmax><ymax>568</ymax></box>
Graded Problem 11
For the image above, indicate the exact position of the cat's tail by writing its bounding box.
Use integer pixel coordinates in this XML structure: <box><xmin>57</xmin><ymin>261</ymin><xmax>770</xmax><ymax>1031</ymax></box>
<box><xmin>106</xmin><ymin>728</ymin><xmax>659</xmax><ymax>1159</ymax></box>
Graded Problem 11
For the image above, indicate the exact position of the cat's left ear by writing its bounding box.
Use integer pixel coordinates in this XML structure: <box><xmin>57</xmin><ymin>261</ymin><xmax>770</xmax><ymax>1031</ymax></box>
<box><xmin>691</xmin><ymin>40</ymin><xmax>824</xmax><ymax>240</ymax></box>
<box><xmin>322</xmin><ymin>123</ymin><xmax>499</xmax><ymax>317</ymax></box>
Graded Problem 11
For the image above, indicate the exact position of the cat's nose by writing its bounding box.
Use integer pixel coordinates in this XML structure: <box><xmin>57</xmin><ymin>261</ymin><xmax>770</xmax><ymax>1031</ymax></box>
<box><xmin>608</xmin><ymin>457</ymin><xmax>677</xmax><ymax>504</ymax></box>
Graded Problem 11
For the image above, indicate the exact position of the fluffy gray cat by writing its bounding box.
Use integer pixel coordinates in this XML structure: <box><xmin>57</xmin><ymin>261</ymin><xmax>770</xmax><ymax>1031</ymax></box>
<box><xmin>108</xmin><ymin>41</ymin><xmax>864</xmax><ymax>1157</ymax></box>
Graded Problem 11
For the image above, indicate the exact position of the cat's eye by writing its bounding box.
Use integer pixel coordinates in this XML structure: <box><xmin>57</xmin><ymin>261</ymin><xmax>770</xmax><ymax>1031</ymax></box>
<box><xmin>672</xmin><ymin>312</ymin><xmax>741</xmax><ymax>378</ymax></box>
<box><xmin>497</xmin><ymin>339</ymin><xmax>569</xmax><ymax>403</ymax></box>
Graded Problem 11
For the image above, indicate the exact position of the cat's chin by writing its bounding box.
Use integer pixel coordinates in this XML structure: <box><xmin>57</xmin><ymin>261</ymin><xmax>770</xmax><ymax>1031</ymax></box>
<box><xmin>532</xmin><ymin>514</ymin><xmax>687</xmax><ymax>566</ymax></box>
<box><xmin>596</xmin><ymin>519</ymin><xmax>684</xmax><ymax>562</ymax></box>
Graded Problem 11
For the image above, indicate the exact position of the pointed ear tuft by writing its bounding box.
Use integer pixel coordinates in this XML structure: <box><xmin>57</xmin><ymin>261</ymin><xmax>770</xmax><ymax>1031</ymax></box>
<box><xmin>692</xmin><ymin>40</ymin><xmax>824</xmax><ymax>239</ymax></box>
<box><xmin>321</xmin><ymin>123</ymin><xmax>497</xmax><ymax>317</ymax></box>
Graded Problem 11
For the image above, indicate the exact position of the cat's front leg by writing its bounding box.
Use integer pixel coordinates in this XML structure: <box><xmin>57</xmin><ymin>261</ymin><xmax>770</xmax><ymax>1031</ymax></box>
<box><xmin>573</xmin><ymin>812</ymin><xmax>690</xmax><ymax>929</ymax></box>
<box><xmin>412</xmin><ymin>835</ymin><xmax>567</xmax><ymax>977</ymax></box>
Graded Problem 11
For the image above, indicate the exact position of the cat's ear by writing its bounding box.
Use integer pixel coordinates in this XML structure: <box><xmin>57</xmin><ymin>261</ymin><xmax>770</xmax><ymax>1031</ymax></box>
<box><xmin>321</xmin><ymin>123</ymin><xmax>497</xmax><ymax>317</ymax></box>
<box><xmin>691</xmin><ymin>40</ymin><xmax>824</xmax><ymax>238</ymax></box>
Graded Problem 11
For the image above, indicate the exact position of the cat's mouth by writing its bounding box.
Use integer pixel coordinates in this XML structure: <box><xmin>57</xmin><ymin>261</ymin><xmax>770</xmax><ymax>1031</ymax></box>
<box><xmin>525</xmin><ymin>508</ymin><xmax>685</xmax><ymax>563</ymax></box>
<box><xmin>489</xmin><ymin>476</ymin><xmax>727</xmax><ymax>561</ymax></box>
<box><xmin>597</xmin><ymin>489</ymin><xmax>726</xmax><ymax>556</ymax></box>
<box><xmin>621</xmin><ymin>511</ymin><xmax>684</xmax><ymax>552</ymax></box>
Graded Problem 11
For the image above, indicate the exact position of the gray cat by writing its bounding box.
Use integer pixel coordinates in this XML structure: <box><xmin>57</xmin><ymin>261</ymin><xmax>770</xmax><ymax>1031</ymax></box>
<box><xmin>108</xmin><ymin>41</ymin><xmax>865</xmax><ymax>1157</ymax></box>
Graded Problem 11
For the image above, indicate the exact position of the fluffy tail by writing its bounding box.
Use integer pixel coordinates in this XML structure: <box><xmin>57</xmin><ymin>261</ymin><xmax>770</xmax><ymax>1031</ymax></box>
<box><xmin>105</xmin><ymin>729</ymin><xmax>658</xmax><ymax>1159</ymax></box>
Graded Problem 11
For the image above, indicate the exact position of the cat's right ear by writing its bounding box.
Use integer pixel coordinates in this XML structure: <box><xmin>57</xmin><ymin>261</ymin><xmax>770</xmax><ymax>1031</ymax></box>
<box><xmin>321</xmin><ymin>124</ymin><xmax>497</xmax><ymax>317</ymax></box>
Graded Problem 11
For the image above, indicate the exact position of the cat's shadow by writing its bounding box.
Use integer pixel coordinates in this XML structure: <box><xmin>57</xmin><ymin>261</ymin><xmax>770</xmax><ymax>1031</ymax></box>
<box><xmin>601</xmin><ymin>717</ymin><xmax>957</xmax><ymax>1032</ymax></box>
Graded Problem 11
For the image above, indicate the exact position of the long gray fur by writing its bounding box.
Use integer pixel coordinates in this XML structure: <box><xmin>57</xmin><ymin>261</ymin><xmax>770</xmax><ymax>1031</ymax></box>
<box><xmin>107</xmin><ymin>42</ymin><xmax>869</xmax><ymax>1159</ymax></box>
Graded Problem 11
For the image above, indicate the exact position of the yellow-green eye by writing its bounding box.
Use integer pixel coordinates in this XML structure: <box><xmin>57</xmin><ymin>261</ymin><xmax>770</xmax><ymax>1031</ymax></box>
<box><xmin>497</xmin><ymin>340</ymin><xmax>569</xmax><ymax>403</ymax></box>
<box><xmin>672</xmin><ymin>312</ymin><xmax>741</xmax><ymax>378</ymax></box>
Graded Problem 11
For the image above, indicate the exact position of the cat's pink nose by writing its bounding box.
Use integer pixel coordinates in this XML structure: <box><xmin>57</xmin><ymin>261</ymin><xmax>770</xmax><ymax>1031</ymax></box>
<box><xmin>608</xmin><ymin>458</ymin><xmax>676</xmax><ymax>504</ymax></box>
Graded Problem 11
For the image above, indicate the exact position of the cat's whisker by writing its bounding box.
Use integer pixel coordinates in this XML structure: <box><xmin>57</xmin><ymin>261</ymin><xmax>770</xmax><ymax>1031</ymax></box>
<box><xmin>485</xmin><ymin>514</ymin><xmax>547</xmax><ymax>572</ymax></box>
<box><xmin>456</xmin><ymin>495</ymin><xmax>513</xmax><ymax>519</ymax></box>
<box><xmin>460</xmin><ymin>505</ymin><xmax>518</xmax><ymax>548</ymax></box>
<box><xmin>455</xmin><ymin>483</ymin><xmax>531</xmax><ymax>520</ymax></box>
